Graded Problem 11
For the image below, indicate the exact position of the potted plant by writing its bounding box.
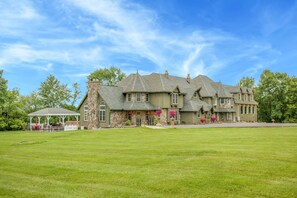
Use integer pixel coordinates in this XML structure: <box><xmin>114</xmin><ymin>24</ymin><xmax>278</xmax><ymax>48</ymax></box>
<box><xmin>155</xmin><ymin>109</ymin><xmax>162</xmax><ymax>126</ymax></box>
<box><xmin>169</xmin><ymin>110</ymin><xmax>176</xmax><ymax>128</ymax></box>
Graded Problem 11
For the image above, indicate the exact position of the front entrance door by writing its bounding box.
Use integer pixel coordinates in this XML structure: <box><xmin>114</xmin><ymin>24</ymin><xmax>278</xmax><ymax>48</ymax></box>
<box><xmin>136</xmin><ymin>112</ymin><xmax>141</xmax><ymax>126</ymax></box>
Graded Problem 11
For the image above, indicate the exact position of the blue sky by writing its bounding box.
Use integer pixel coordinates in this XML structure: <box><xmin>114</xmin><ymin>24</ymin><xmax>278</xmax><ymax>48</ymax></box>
<box><xmin>1</xmin><ymin>0</ymin><xmax>297</xmax><ymax>97</ymax></box>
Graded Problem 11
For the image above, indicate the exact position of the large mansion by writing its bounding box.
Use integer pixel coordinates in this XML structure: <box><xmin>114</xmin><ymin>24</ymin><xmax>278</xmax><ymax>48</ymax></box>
<box><xmin>78</xmin><ymin>71</ymin><xmax>257</xmax><ymax>129</ymax></box>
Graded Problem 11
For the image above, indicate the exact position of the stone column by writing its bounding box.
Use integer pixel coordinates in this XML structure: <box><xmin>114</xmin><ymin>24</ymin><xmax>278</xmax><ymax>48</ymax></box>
<box><xmin>87</xmin><ymin>79</ymin><xmax>100</xmax><ymax>129</ymax></box>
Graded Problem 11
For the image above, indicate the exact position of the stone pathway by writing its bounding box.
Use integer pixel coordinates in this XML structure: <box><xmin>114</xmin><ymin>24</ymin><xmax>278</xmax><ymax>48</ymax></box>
<box><xmin>146</xmin><ymin>122</ymin><xmax>297</xmax><ymax>129</ymax></box>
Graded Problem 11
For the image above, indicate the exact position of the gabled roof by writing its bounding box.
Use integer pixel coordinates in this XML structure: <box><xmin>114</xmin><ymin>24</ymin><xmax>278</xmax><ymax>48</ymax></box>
<box><xmin>193</xmin><ymin>75</ymin><xmax>216</xmax><ymax>97</ymax></box>
<box><xmin>28</xmin><ymin>107</ymin><xmax>79</xmax><ymax>116</ymax></box>
<box><xmin>216</xmin><ymin>82</ymin><xmax>233</xmax><ymax>98</ymax></box>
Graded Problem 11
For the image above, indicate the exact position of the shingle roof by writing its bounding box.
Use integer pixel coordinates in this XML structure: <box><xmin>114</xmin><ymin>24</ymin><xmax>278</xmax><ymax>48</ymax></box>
<box><xmin>122</xmin><ymin>73</ymin><xmax>151</xmax><ymax>93</ymax></box>
<box><xmin>123</xmin><ymin>102</ymin><xmax>158</xmax><ymax>110</ymax></box>
<box><xmin>98</xmin><ymin>86</ymin><xmax>124</xmax><ymax>110</ymax></box>
<box><xmin>234</xmin><ymin>99</ymin><xmax>258</xmax><ymax>105</ymax></box>
<box><xmin>213</xmin><ymin>108</ymin><xmax>236</xmax><ymax>113</ymax></box>
<box><xmin>192</xmin><ymin>75</ymin><xmax>216</xmax><ymax>97</ymax></box>
<box><xmin>216</xmin><ymin>82</ymin><xmax>233</xmax><ymax>98</ymax></box>
<box><xmin>28</xmin><ymin>108</ymin><xmax>79</xmax><ymax>116</ymax></box>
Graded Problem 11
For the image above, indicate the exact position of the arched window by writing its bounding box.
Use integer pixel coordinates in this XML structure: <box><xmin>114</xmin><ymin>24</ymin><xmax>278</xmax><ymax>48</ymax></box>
<box><xmin>99</xmin><ymin>104</ymin><xmax>106</xmax><ymax>121</ymax></box>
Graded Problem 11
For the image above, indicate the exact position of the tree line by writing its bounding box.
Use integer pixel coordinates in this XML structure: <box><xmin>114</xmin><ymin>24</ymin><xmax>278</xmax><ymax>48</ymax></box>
<box><xmin>0</xmin><ymin>67</ymin><xmax>125</xmax><ymax>131</ymax></box>
<box><xmin>0</xmin><ymin>67</ymin><xmax>296</xmax><ymax>131</ymax></box>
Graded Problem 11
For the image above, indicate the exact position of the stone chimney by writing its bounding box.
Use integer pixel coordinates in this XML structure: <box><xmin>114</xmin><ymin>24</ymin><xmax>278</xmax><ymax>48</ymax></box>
<box><xmin>165</xmin><ymin>70</ymin><xmax>169</xmax><ymax>78</ymax></box>
<box><xmin>186</xmin><ymin>74</ymin><xmax>190</xmax><ymax>83</ymax></box>
<box><xmin>87</xmin><ymin>79</ymin><xmax>100</xmax><ymax>129</ymax></box>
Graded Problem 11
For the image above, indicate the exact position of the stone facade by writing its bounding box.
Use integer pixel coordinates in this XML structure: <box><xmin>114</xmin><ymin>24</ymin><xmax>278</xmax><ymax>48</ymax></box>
<box><xmin>110</xmin><ymin>111</ymin><xmax>126</xmax><ymax>128</ymax></box>
<box><xmin>87</xmin><ymin>79</ymin><xmax>100</xmax><ymax>129</ymax></box>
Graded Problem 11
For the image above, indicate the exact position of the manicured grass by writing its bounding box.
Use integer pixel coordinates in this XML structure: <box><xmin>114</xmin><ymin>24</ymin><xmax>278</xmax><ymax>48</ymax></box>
<box><xmin>0</xmin><ymin>127</ymin><xmax>296</xmax><ymax>197</ymax></box>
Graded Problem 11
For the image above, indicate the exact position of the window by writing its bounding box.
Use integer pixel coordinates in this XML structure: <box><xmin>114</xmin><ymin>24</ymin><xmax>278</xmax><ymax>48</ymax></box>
<box><xmin>220</xmin><ymin>98</ymin><xmax>224</xmax><ymax>104</ymax></box>
<box><xmin>172</xmin><ymin>93</ymin><xmax>178</xmax><ymax>104</ymax></box>
<box><xmin>84</xmin><ymin>105</ymin><xmax>88</xmax><ymax>121</ymax></box>
<box><xmin>136</xmin><ymin>93</ymin><xmax>141</xmax><ymax>102</ymax></box>
<box><xmin>249</xmin><ymin>106</ymin><xmax>251</xmax><ymax>114</ymax></box>
<box><xmin>194</xmin><ymin>92</ymin><xmax>197</xmax><ymax>97</ymax></box>
<box><xmin>99</xmin><ymin>105</ymin><xmax>106</xmax><ymax>121</ymax></box>
<box><xmin>127</xmin><ymin>93</ymin><xmax>131</xmax><ymax>102</ymax></box>
<box><xmin>252</xmin><ymin>106</ymin><xmax>255</xmax><ymax>114</ymax></box>
<box><xmin>245</xmin><ymin>106</ymin><xmax>247</xmax><ymax>114</ymax></box>
<box><xmin>213</xmin><ymin>98</ymin><xmax>217</xmax><ymax>105</ymax></box>
<box><xmin>241</xmin><ymin>106</ymin><xmax>243</xmax><ymax>114</ymax></box>
<box><xmin>145</xmin><ymin>93</ymin><xmax>149</xmax><ymax>102</ymax></box>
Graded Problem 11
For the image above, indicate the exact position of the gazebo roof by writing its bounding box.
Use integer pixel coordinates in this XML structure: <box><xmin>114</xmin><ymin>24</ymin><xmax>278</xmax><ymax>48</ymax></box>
<box><xmin>28</xmin><ymin>107</ymin><xmax>80</xmax><ymax>117</ymax></box>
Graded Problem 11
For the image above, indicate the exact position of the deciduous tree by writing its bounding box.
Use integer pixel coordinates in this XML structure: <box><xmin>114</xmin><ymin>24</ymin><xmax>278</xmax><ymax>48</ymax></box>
<box><xmin>88</xmin><ymin>66</ymin><xmax>126</xmax><ymax>85</ymax></box>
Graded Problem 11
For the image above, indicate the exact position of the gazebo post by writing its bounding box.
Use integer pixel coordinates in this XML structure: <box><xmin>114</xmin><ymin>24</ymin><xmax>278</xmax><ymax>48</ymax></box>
<box><xmin>46</xmin><ymin>116</ymin><xmax>51</xmax><ymax>126</ymax></box>
<box><xmin>75</xmin><ymin>115</ymin><xmax>78</xmax><ymax>121</ymax></box>
<box><xmin>29</xmin><ymin>117</ymin><xmax>32</xmax><ymax>131</ymax></box>
<box><xmin>61</xmin><ymin>115</ymin><xmax>66</xmax><ymax>126</ymax></box>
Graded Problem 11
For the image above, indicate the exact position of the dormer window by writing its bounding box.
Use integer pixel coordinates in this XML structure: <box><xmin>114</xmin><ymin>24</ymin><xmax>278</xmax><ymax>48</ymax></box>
<box><xmin>136</xmin><ymin>93</ymin><xmax>141</xmax><ymax>102</ymax></box>
<box><xmin>172</xmin><ymin>93</ymin><xmax>178</xmax><ymax>104</ymax></box>
<box><xmin>194</xmin><ymin>92</ymin><xmax>197</xmax><ymax>97</ymax></box>
<box><xmin>127</xmin><ymin>93</ymin><xmax>131</xmax><ymax>102</ymax></box>
<box><xmin>220</xmin><ymin>98</ymin><xmax>224</xmax><ymax>104</ymax></box>
<box><xmin>145</xmin><ymin>93</ymin><xmax>149</xmax><ymax>102</ymax></box>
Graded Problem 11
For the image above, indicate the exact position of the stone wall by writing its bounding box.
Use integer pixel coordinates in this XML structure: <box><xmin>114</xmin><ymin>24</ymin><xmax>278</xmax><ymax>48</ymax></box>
<box><xmin>87</xmin><ymin>79</ymin><xmax>100</xmax><ymax>129</ymax></box>
<box><xmin>110</xmin><ymin>111</ymin><xmax>126</xmax><ymax>128</ymax></box>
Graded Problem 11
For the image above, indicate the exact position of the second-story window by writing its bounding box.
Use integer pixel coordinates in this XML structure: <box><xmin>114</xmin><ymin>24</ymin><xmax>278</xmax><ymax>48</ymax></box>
<box><xmin>127</xmin><ymin>93</ymin><xmax>131</xmax><ymax>102</ymax></box>
<box><xmin>241</xmin><ymin>106</ymin><xmax>243</xmax><ymax>114</ymax></box>
<box><xmin>145</xmin><ymin>93</ymin><xmax>149</xmax><ymax>102</ymax></box>
<box><xmin>84</xmin><ymin>104</ymin><xmax>88</xmax><ymax>121</ymax></box>
<box><xmin>172</xmin><ymin>93</ymin><xmax>178</xmax><ymax>104</ymax></box>
<box><xmin>136</xmin><ymin>93</ymin><xmax>141</xmax><ymax>102</ymax></box>
<box><xmin>220</xmin><ymin>98</ymin><xmax>224</xmax><ymax>104</ymax></box>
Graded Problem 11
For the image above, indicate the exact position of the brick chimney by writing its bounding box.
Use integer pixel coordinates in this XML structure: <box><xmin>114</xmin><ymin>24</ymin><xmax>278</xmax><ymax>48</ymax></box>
<box><xmin>165</xmin><ymin>70</ymin><xmax>169</xmax><ymax>78</ymax></box>
<box><xmin>87</xmin><ymin>79</ymin><xmax>100</xmax><ymax>129</ymax></box>
<box><xmin>186</xmin><ymin>74</ymin><xmax>190</xmax><ymax>83</ymax></box>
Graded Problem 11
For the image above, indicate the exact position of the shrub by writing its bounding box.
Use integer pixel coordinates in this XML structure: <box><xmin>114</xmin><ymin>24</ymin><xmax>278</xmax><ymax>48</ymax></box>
<box><xmin>124</xmin><ymin>120</ymin><xmax>132</xmax><ymax>126</ymax></box>
<box><xmin>153</xmin><ymin>118</ymin><xmax>159</xmax><ymax>125</ymax></box>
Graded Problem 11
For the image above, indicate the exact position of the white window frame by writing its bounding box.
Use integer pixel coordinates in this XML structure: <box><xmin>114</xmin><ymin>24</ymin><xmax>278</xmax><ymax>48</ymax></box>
<box><xmin>172</xmin><ymin>93</ymin><xmax>178</xmax><ymax>104</ymax></box>
<box><xmin>145</xmin><ymin>93</ymin><xmax>149</xmax><ymax>102</ymax></box>
<box><xmin>99</xmin><ymin>105</ymin><xmax>106</xmax><ymax>122</ymax></box>
<box><xmin>84</xmin><ymin>105</ymin><xmax>88</xmax><ymax>121</ymax></box>
<box><xmin>136</xmin><ymin>93</ymin><xmax>141</xmax><ymax>102</ymax></box>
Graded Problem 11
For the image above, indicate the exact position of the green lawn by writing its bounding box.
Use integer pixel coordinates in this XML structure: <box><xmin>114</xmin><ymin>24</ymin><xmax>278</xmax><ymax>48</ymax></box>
<box><xmin>0</xmin><ymin>127</ymin><xmax>296</xmax><ymax>198</ymax></box>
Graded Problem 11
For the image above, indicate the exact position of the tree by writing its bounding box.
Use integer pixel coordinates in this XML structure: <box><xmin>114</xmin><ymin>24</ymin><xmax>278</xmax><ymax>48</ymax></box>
<box><xmin>88</xmin><ymin>66</ymin><xmax>126</xmax><ymax>85</ymax></box>
<box><xmin>70</xmin><ymin>83</ymin><xmax>81</xmax><ymax>107</ymax></box>
<box><xmin>237</xmin><ymin>77</ymin><xmax>255</xmax><ymax>88</ymax></box>
<box><xmin>0</xmin><ymin>70</ymin><xmax>8</xmax><ymax>109</ymax></box>
<box><xmin>285</xmin><ymin>76</ymin><xmax>297</xmax><ymax>122</ymax></box>
<box><xmin>255</xmin><ymin>70</ymin><xmax>290</xmax><ymax>123</ymax></box>
<box><xmin>38</xmin><ymin>75</ymin><xmax>71</xmax><ymax>108</ymax></box>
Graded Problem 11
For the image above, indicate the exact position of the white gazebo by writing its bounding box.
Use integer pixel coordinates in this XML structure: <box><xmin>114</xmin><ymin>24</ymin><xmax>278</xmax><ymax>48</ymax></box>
<box><xmin>28</xmin><ymin>107</ymin><xmax>80</xmax><ymax>131</ymax></box>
